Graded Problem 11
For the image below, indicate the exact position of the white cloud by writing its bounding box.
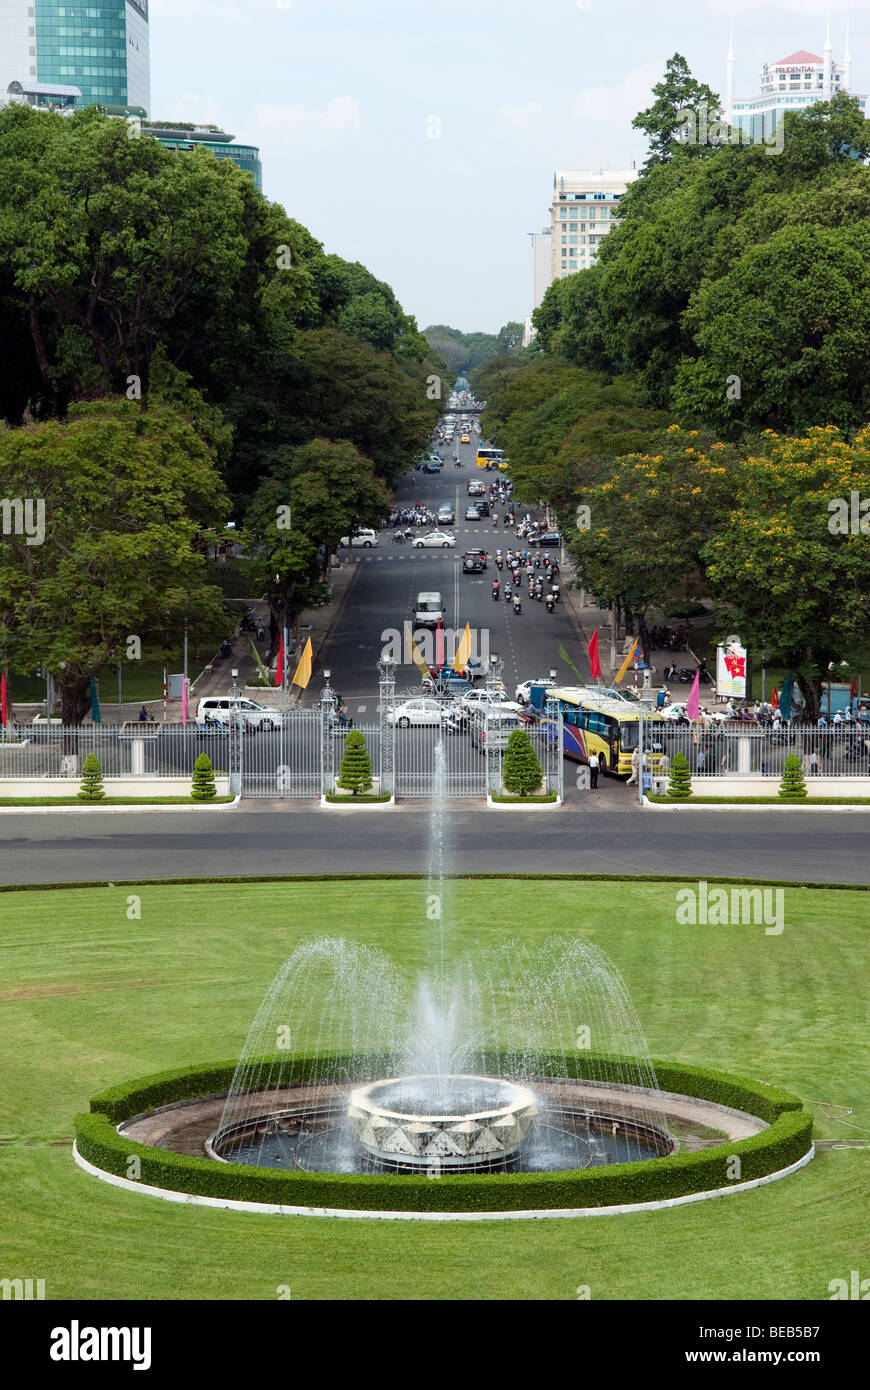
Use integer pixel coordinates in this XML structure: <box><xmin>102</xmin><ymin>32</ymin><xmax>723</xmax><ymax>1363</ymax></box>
<box><xmin>252</xmin><ymin>97</ymin><xmax>363</xmax><ymax>150</ymax></box>
<box><xmin>496</xmin><ymin>102</ymin><xmax>546</xmax><ymax>132</ymax></box>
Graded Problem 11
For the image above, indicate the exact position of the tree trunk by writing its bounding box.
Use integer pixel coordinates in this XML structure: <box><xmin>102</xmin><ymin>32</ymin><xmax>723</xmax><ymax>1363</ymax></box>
<box><xmin>796</xmin><ymin>673</ymin><xmax>821</xmax><ymax>722</ymax></box>
<box><xmin>58</xmin><ymin>674</ymin><xmax>91</xmax><ymax>726</ymax></box>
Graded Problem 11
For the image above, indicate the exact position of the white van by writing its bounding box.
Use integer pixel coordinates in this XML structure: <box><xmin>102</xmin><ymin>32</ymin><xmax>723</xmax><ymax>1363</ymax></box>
<box><xmin>339</xmin><ymin>529</ymin><xmax>379</xmax><ymax>548</ymax></box>
<box><xmin>414</xmin><ymin>592</ymin><xmax>445</xmax><ymax>628</ymax></box>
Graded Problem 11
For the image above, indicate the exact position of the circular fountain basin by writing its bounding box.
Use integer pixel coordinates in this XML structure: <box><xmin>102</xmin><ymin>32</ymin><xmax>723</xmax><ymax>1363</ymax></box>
<box><xmin>347</xmin><ymin>1074</ymin><xmax>538</xmax><ymax>1170</ymax></box>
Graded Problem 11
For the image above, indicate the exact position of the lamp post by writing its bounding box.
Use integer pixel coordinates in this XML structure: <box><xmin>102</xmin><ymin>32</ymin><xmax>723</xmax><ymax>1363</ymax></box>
<box><xmin>230</xmin><ymin>668</ymin><xmax>240</xmax><ymax>700</ymax></box>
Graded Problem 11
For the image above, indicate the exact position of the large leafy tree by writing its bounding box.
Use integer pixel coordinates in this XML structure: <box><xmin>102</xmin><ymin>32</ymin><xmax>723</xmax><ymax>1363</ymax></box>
<box><xmin>243</xmin><ymin>438</ymin><xmax>390</xmax><ymax>648</ymax></box>
<box><xmin>632</xmin><ymin>53</ymin><xmax>722</xmax><ymax>169</ymax></box>
<box><xmin>703</xmin><ymin>428</ymin><xmax>870</xmax><ymax>718</ymax></box>
<box><xmin>0</xmin><ymin>399</ymin><xmax>229</xmax><ymax>723</ymax></box>
<box><xmin>571</xmin><ymin>427</ymin><xmax>738</xmax><ymax>634</ymax></box>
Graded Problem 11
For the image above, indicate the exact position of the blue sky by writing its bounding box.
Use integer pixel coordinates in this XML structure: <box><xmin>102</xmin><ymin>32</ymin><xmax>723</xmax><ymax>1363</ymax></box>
<box><xmin>151</xmin><ymin>0</ymin><xmax>867</xmax><ymax>333</ymax></box>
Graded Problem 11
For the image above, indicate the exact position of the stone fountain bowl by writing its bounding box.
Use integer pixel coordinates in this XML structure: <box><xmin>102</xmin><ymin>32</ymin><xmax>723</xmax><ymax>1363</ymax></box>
<box><xmin>347</xmin><ymin>1074</ymin><xmax>538</xmax><ymax>1169</ymax></box>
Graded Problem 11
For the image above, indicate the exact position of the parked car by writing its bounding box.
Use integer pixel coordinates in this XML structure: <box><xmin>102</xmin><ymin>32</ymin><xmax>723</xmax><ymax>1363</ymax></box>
<box><xmin>196</xmin><ymin>697</ymin><xmax>283</xmax><ymax>731</ymax></box>
<box><xmin>413</xmin><ymin>530</ymin><xmax>456</xmax><ymax>548</ymax></box>
<box><xmin>339</xmin><ymin>529</ymin><xmax>379</xmax><ymax>547</ymax></box>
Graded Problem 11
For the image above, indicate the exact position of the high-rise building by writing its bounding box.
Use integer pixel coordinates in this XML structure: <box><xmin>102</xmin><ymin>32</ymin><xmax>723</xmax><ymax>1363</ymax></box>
<box><xmin>725</xmin><ymin>19</ymin><xmax>865</xmax><ymax>144</ymax></box>
<box><xmin>144</xmin><ymin>123</ymin><xmax>263</xmax><ymax>191</ymax></box>
<box><xmin>522</xmin><ymin>226</ymin><xmax>552</xmax><ymax>345</ymax></box>
<box><xmin>549</xmin><ymin>169</ymin><xmax>638</xmax><ymax>282</ymax></box>
<box><xmin>0</xmin><ymin>0</ymin><xmax>150</xmax><ymax>115</ymax></box>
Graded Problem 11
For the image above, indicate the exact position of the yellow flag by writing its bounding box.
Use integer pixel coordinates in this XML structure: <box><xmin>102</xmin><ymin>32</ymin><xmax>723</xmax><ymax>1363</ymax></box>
<box><xmin>291</xmin><ymin>636</ymin><xmax>313</xmax><ymax>689</ymax></box>
<box><xmin>614</xmin><ymin>637</ymin><xmax>641</xmax><ymax>685</ymax></box>
<box><xmin>452</xmin><ymin>622</ymin><xmax>471</xmax><ymax>673</ymax></box>
<box><xmin>404</xmin><ymin>623</ymin><xmax>431</xmax><ymax>679</ymax></box>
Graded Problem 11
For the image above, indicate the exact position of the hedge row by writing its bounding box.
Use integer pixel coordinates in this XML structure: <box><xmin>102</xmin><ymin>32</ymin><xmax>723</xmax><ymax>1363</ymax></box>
<box><xmin>76</xmin><ymin>1055</ymin><xmax>812</xmax><ymax>1213</ymax></box>
<box><xmin>4</xmin><ymin>874</ymin><xmax>868</xmax><ymax>893</ymax></box>
<box><xmin>647</xmin><ymin>794</ymin><xmax>870</xmax><ymax>807</ymax></box>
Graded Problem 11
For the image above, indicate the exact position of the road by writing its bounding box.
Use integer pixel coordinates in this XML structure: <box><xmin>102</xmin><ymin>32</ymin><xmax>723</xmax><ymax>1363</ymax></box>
<box><xmin>0</xmin><ymin>805</ymin><xmax>867</xmax><ymax>885</ymax></box>
<box><xmin>309</xmin><ymin>432</ymin><xmax>586</xmax><ymax>707</ymax></box>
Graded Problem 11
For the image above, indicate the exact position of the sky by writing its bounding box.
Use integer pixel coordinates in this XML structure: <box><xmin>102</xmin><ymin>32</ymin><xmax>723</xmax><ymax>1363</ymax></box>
<box><xmin>151</xmin><ymin>0</ymin><xmax>868</xmax><ymax>333</ymax></box>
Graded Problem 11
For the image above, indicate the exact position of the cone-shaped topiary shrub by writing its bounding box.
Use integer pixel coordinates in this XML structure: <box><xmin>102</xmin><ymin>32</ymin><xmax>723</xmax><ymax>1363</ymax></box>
<box><xmin>666</xmin><ymin>751</ymin><xmax>692</xmax><ymax>799</ymax></box>
<box><xmin>336</xmin><ymin>729</ymin><xmax>373</xmax><ymax>794</ymax></box>
<box><xmin>502</xmin><ymin>728</ymin><xmax>544</xmax><ymax>796</ymax></box>
<box><xmin>78</xmin><ymin>753</ymin><xmax>106</xmax><ymax>801</ymax></box>
<box><xmin>778</xmin><ymin>753</ymin><xmax>808</xmax><ymax>800</ymax></box>
<box><xmin>191</xmin><ymin>752</ymin><xmax>217</xmax><ymax>801</ymax></box>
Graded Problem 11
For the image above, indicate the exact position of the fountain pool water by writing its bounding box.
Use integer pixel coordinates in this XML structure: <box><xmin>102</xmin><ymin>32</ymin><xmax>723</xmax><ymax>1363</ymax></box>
<box><xmin>208</xmin><ymin>733</ymin><xmax>673</xmax><ymax>1176</ymax></box>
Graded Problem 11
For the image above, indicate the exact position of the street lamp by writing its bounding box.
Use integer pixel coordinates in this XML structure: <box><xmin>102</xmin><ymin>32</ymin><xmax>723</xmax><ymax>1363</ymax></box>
<box><xmin>230</xmin><ymin>667</ymin><xmax>239</xmax><ymax>699</ymax></box>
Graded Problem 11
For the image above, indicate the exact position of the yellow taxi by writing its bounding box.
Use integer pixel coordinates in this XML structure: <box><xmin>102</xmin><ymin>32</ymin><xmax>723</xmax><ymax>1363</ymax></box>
<box><xmin>460</xmin><ymin>432</ymin><xmax>470</xmax><ymax>443</ymax></box>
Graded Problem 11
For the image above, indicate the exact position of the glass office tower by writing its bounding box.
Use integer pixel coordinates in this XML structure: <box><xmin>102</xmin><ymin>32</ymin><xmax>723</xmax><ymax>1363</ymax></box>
<box><xmin>32</xmin><ymin>0</ymin><xmax>150</xmax><ymax>113</ymax></box>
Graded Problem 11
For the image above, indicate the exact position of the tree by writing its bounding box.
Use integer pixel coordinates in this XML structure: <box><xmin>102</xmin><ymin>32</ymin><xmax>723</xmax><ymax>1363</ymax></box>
<box><xmin>666</xmin><ymin>751</ymin><xmax>692</xmax><ymax>799</ymax></box>
<box><xmin>0</xmin><ymin>398</ymin><xmax>229</xmax><ymax>724</ymax></box>
<box><xmin>78</xmin><ymin>753</ymin><xmax>105</xmax><ymax>801</ymax></box>
<box><xmin>703</xmin><ymin>427</ymin><xmax>870</xmax><ymax>719</ymax></box>
<box><xmin>632</xmin><ymin>53</ymin><xmax>723</xmax><ymax>169</ymax></box>
<box><xmin>336</xmin><ymin>729</ymin><xmax>373</xmax><ymax>794</ymax></box>
<box><xmin>501</xmin><ymin>729</ymin><xmax>544</xmax><ymax>796</ymax></box>
<box><xmin>243</xmin><ymin>437</ymin><xmax>390</xmax><ymax>651</ymax></box>
<box><xmin>191</xmin><ymin>752</ymin><xmax>217</xmax><ymax>800</ymax></box>
<box><xmin>778</xmin><ymin>754</ymin><xmax>807</xmax><ymax>801</ymax></box>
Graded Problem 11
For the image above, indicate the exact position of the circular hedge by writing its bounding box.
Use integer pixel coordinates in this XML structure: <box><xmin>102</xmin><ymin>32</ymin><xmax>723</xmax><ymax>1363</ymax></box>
<box><xmin>74</xmin><ymin>1054</ymin><xmax>813</xmax><ymax>1214</ymax></box>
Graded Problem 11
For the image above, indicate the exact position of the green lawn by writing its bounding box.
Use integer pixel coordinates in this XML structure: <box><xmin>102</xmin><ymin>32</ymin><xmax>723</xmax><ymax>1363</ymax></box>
<box><xmin>1</xmin><ymin>879</ymin><xmax>867</xmax><ymax>1300</ymax></box>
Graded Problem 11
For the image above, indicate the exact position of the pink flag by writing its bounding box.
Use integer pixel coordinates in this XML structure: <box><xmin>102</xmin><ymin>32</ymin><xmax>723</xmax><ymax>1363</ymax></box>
<box><xmin>181</xmin><ymin>675</ymin><xmax>188</xmax><ymax>726</ymax></box>
<box><xmin>686</xmin><ymin>669</ymin><xmax>701</xmax><ymax>721</ymax></box>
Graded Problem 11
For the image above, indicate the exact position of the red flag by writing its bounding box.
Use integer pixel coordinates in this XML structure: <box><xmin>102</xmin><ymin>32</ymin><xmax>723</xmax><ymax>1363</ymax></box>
<box><xmin>588</xmin><ymin>630</ymin><xmax>601</xmax><ymax>680</ymax></box>
<box><xmin>850</xmin><ymin>679</ymin><xmax>857</xmax><ymax>698</ymax></box>
<box><xmin>1</xmin><ymin>672</ymin><xmax>6</xmax><ymax>726</ymax></box>
<box><xmin>771</xmin><ymin>686</ymin><xmax>779</xmax><ymax>709</ymax></box>
<box><xmin>275</xmin><ymin>635</ymin><xmax>284</xmax><ymax>687</ymax></box>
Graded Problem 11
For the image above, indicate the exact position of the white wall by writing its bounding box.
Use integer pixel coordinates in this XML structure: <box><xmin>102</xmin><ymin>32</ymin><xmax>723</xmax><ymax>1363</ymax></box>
<box><xmin>125</xmin><ymin>0</ymin><xmax>150</xmax><ymax>114</ymax></box>
<box><xmin>0</xmin><ymin>0</ymin><xmax>35</xmax><ymax>95</ymax></box>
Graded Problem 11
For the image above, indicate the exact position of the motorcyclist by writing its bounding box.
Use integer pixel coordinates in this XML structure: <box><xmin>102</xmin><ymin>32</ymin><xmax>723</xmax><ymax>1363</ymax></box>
<box><xmin>513</xmin><ymin>595</ymin><xmax>522</xmax><ymax>614</ymax></box>
<box><xmin>504</xmin><ymin>583</ymin><xmax>513</xmax><ymax>601</ymax></box>
<box><xmin>492</xmin><ymin>580</ymin><xmax>500</xmax><ymax>600</ymax></box>
<box><xmin>545</xmin><ymin>593</ymin><xmax>555</xmax><ymax>613</ymax></box>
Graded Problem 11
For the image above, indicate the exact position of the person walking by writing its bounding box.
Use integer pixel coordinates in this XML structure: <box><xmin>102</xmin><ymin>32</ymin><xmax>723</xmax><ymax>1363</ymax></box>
<box><xmin>696</xmin><ymin>746</ymin><xmax>706</xmax><ymax>776</ymax></box>
<box><xmin>588</xmin><ymin>751</ymin><xmax>599</xmax><ymax>789</ymax></box>
<box><xmin>627</xmin><ymin>746</ymin><xmax>640</xmax><ymax>785</ymax></box>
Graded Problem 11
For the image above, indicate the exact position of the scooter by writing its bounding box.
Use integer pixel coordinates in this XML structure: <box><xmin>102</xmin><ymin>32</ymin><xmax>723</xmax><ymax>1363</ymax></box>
<box><xmin>504</xmin><ymin>585</ymin><xmax>513</xmax><ymax>601</ymax></box>
<box><xmin>551</xmin><ymin>583</ymin><xmax>561</xmax><ymax>602</ymax></box>
<box><xmin>494</xmin><ymin>555</ymin><xmax>503</xmax><ymax>571</ymax></box>
<box><xmin>513</xmin><ymin>596</ymin><xmax>522</xmax><ymax>615</ymax></box>
<box><xmin>492</xmin><ymin>582</ymin><xmax>500</xmax><ymax>601</ymax></box>
<box><xmin>545</xmin><ymin>595</ymin><xmax>555</xmax><ymax>613</ymax></box>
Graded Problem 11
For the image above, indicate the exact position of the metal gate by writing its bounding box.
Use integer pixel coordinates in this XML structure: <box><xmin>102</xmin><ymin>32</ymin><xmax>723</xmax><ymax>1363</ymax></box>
<box><xmin>393</xmin><ymin>721</ymin><xmax>488</xmax><ymax>798</ymax></box>
<box><xmin>240</xmin><ymin>709</ymin><xmax>321</xmax><ymax>798</ymax></box>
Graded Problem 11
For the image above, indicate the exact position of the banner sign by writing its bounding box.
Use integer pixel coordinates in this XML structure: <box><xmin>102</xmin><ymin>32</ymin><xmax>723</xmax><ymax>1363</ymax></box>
<box><xmin>716</xmin><ymin>636</ymin><xmax>747</xmax><ymax>698</ymax></box>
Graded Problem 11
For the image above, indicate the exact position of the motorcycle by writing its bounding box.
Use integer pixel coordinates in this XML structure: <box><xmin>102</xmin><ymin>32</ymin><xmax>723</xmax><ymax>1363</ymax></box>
<box><xmin>492</xmin><ymin>583</ymin><xmax>500</xmax><ymax>601</ymax></box>
<box><xmin>678</xmin><ymin>668</ymin><xmax>695</xmax><ymax>683</ymax></box>
<box><xmin>545</xmin><ymin>596</ymin><xmax>555</xmax><ymax>613</ymax></box>
<box><xmin>504</xmin><ymin>585</ymin><xmax>513</xmax><ymax>601</ymax></box>
<box><xmin>494</xmin><ymin>555</ymin><xmax>503</xmax><ymax>571</ymax></box>
<box><xmin>513</xmin><ymin>597</ymin><xmax>522</xmax><ymax>615</ymax></box>
<box><xmin>551</xmin><ymin>584</ymin><xmax>561</xmax><ymax>602</ymax></box>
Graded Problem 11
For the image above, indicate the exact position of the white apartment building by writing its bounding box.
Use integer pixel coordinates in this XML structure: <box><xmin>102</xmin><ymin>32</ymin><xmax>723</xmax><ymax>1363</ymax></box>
<box><xmin>549</xmin><ymin>168</ymin><xmax>638</xmax><ymax>282</ymax></box>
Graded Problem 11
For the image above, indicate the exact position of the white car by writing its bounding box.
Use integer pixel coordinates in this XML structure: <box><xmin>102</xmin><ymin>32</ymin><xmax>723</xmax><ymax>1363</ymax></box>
<box><xmin>196</xmin><ymin>696</ymin><xmax>283</xmax><ymax>731</ymax></box>
<box><xmin>460</xmin><ymin>689</ymin><xmax>520</xmax><ymax>716</ymax></box>
<box><xmin>661</xmin><ymin>701</ymin><xmax>729</xmax><ymax>725</ymax></box>
<box><xmin>386</xmin><ymin>698</ymin><xmax>459</xmax><ymax>728</ymax></box>
<box><xmin>412</xmin><ymin>530</ymin><xmax>456</xmax><ymax>549</ymax></box>
<box><xmin>515</xmin><ymin>678</ymin><xmax>557</xmax><ymax>706</ymax></box>
<box><xmin>339</xmin><ymin>529</ymin><xmax>379</xmax><ymax>548</ymax></box>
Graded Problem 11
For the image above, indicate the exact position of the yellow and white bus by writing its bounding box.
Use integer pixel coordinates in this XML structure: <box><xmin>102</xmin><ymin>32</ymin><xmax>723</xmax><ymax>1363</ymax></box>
<box><xmin>542</xmin><ymin>688</ymin><xmax>665</xmax><ymax>778</ymax></box>
<box><xmin>475</xmin><ymin>446</ymin><xmax>505</xmax><ymax>470</ymax></box>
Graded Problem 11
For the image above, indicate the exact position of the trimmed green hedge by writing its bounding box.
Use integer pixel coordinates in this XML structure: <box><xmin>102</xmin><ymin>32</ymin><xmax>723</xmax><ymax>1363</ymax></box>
<box><xmin>491</xmin><ymin>791</ymin><xmax>558</xmax><ymax>804</ymax></box>
<box><xmin>647</xmin><ymin>795</ymin><xmax>870</xmax><ymax>806</ymax></box>
<box><xmin>76</xmin><ymin>1055</ymin><xmax>812</xmax><ymax>1213</ymax></box>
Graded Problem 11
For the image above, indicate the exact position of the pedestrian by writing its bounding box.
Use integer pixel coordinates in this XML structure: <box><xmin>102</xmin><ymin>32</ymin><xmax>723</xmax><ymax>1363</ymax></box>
<box><xmin>627</xmin><ymin>747</ymin><xmax>640</xmax><ymax>786</ymax></box>
<box><xmin>809</xmin><ymin>747</ymin><xmax>820</xmax><ymax>776</ymax></box>
<box><xmin>588</xmin><ymin>751</ymin><xmax>599</xmax><ymax>789</ymax></box>
<box><xmin>696</xmin><ymin>747</ymin><xmax>706</xmax><ymax>776</ymax></box>
<box><xmin>138</xmin><ymin>705</ymin><xmax>150</xmax><ymax>723</ymax></box>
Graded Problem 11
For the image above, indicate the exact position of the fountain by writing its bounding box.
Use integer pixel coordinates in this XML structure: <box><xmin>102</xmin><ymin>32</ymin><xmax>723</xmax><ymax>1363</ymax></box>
<box><xmin>205</xmin><ymin>740</ymin><xmax>675</xmax><ymax>1174</ymax></box>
